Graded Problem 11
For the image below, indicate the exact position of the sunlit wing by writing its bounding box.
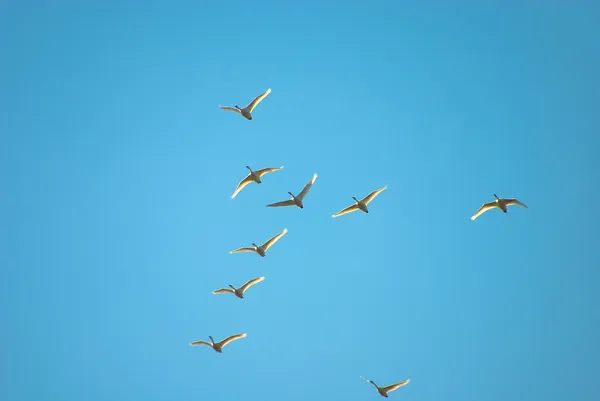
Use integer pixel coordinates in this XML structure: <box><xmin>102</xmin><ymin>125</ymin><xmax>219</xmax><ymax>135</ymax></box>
<box><xmin>245</xmin><ymin>88</ymin><xmax>271</xmax><ymax>112</ymax></box>
<box><xmin>219</xmin><ymin>105</ymin><xmax>241</xmax><ymax>114</ymax></box>
<box><xmin>382</xmin><ymin>379</ymin><xmax>410</xmax><ymax>393</ymax></box>
<box><xmin>262</xmin><ymin>228</ymin><xmax>288</xmax><ymax>251</ymax></box>
<box><xmin>297</xmin><ymin>173</ymin><xmax>318</xmax><ymax>200</ymax></box>
<box><xmin>240</xmin><ymin>276</ymin><xmax>265</xmax><ymax>293</ymax></box>
<box><xmin>255</xmin><ymin>165</ymin><xmax>284</xmax><ymax>178</ymax></box>
<box><xmin>504</xmin><ymin>198</ymin><xmax>528</xmax><ymax>208</ymax></box>
<box><xmin>219</xmin><ymin>333</ymin><xmax>247</xmax><ymax>347</ymax></box>
<box><xmin>189</xmin><ymin>340</ymin><xmax>211</xmax><ymax>347</ymax></box>
<box><xmin>266</xmin><ymin>199</ymin><xmax>295</xmax><ymax>207</ymax></box>
<box><xmin>212</xmin><ymin>288</ymin><xmax>234</xmax><ymax>295</ymax></box>
<box><xmin>470</xmin><ymin>202</ymin><xmax>498</xmax><ymax>220</ymax></box>
<box><xmin>230</xmin><ymin>247</ymin><xmax>255</xmax><ymax>254</ymax></box>
<box><xmin>362</xmin><ymin>186</ymin><xmax>387</xmax><ymax>205</ymax></box>
<box><xmin>231</xmin><ymin>175</ymin><xmax>253</xmax><ymax>199</ymax></box>
<box><xmin>332</xmin><ymin>204</ymin><xmax>359</xmax><ymax>218</ymax></box>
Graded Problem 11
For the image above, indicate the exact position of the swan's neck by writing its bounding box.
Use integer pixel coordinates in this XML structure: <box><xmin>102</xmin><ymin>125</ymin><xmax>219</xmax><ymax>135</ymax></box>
<box><xmin>352</xmin><ymin>197</ymin><xmax>359</xmax><ymax>202</ymax></box>
<box><xmin>288</xmin><ymin>192</ymin><xmax>295</xmax><ymax>198</ymax></box>
<box><xmin>493</xmin><ymin>194</ymin><xmax>500</xmax><ymax>201</ymax></box>
<box><xmin>229</xmin><ymin>285</ymin><xmax>235</xmax><ymax>289</ymax></box>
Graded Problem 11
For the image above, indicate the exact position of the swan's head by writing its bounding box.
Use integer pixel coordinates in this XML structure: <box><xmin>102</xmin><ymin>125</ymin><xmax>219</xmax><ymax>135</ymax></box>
<box><xmin>352</xmin><ymin>196</ymin><xmax>359</xmax><ymax>202</ymax></box>
<box><xmin>235</xmin><ymin>105</ymin><xmax>241</xmax><ymax>110</ymax></box>
<box><xmin>229</xmin><ymin>284</ymin><xmax>235</xmax><ymax>289</ymax></box>
<box><xmin>208</xmin><ymin>336</ymin><xmax>214</xmax><ymax>343</ymax></box>
<box><xmin>288</xmin><ymin>192</ymin><xmax>295</xmax><ymax>199</ymax></box>
<box><xmin>493</xmin><ymin>194</ymin><xmax>499</xmax><ymax>200</ymax></box>
<box><xmin>252</xmin><ymin>242</ymin><xmax>258</xmax><ymax>248</ymax></box>
<box><xmin>246</xmin><ymin>165</ymin><xmax>252</xmax><ymax>171</ymax></box>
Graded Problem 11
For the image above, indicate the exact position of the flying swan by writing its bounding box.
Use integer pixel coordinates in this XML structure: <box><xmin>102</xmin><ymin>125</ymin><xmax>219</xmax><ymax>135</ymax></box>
<box><xmin>471</xmin><ymin>194</ymin><xmax>528</xmax><ymax>220</ymax></box>
<box><xmin>360</xmin><ymin>376</ymin><xmax>410</xmax><ymax>398</ymax></box>
<box><xmin>266</xmin><ymin>173</ymin><xmax>318</xmax><ymax>209</ymax></box>
<box><xmin>212</xmin><ymin>277</ymin><xmax>265</xmax><ymax>299</ymax></box>
<box><xmin>189</xmin><ymin>333</ymin><xmax>247</xmax><ymax>353</ymax></box>
<box><xmin>230</xmin><ymin>228</ymin><xmax>288</xmax><ymax>257</ymax></box>
<box><xmin>332</xmin><ymin>186</ymin><xmax>387</xmax><ymax>218</ymax></box>
<box><xmin>219</xmin><ymin>88</ymin><xmax>271</xmax><ymax>120</ymax></box>
<box><xmin>231</xmin><ymin>165</ymin><xmax>284</xmax><ymax>199</ymax></box>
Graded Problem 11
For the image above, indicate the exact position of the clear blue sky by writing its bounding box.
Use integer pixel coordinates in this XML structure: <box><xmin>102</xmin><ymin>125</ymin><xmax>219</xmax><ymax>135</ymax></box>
<box><xmin>3</xmin><ymin>1</ymin><xmax>600</xmax><ymax>400</ymax></box>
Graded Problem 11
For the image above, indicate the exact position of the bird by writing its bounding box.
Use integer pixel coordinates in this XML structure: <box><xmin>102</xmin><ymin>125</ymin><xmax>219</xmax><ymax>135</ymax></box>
<box><xmin>266</xmin><ymin>173</ymin><xmax>318</xmax><ymax>209</ymax></box>
<box><xmin>189</xmin><ymin>333</ymin><xmax>247</xmax><ymax>353</ymax></box>
<box><xmin>231</xmin><ymin>165</ymin><xmax>284</xmax><ymax>199</ymax></box>
<box><xmin>360</xmin><ymin>376</ymin><xmax>410</xmax><ymax>398</ymax></box>
<box><xmin>219</xmin><ymin>88</ymin><xmax>271</xmax><ymax>120</ymax></box>
<box><xmin>212</xmin><ymin>277</ymin><xmax>265</xmax><ymax>299</ymax></box>
<box><xmin>230</xmin><ymin>228</ymin><xmax>288</xmax><ymax>257</ymax></box>
<box><xmin>332</xmin><ymin>186</ymin><xmax>387</xmax><ymax>218</ymax></box>
<box><xmin>471</xmin><ymin>194</ymin><xmax>528</xmax><ymax>220</ymax></box>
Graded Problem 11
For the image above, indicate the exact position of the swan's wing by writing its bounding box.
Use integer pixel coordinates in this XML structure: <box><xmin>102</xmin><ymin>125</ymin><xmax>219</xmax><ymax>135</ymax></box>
<box><xmin>189</xmin><ymin>340</ymin><xmax>212</xmax><ymax>347</ymax></box>
<box><xmin>255</xmin><ymin>165</ymin><xmax>284</xmax><ymax>178</ymax></box>
<box><xmin>381</xmin><ymin>379</ymin><xmax>410</xmax><ymax>393</ymax></box>
<box><xmin>261</xmin><ymin>228</ymin><xmax>288</xmax><ymax>251</ymax></box>
<box><xmin>266</xmin><ymin>199</ymin><xmax>295</xmax><ymax>208</ymax></box>
<box><xmin>219</xmin><ymin>105</ymin><xmax>242</xmax><ymax>114</ymax></box>
<box><xmin>240</xmin><ymin>276</ymin><xmax>265</xmax><ymax>293</ymax></box>
<box><xmin>245</xmin><ymin>88</ymin><xmax>271</xmax><ymax>112</ymax></box>
<box><xmin>332</xmin><ymin>204</ymin><xmax>359</xmax><ymax>218</ymax></box>
<box><xmin>219</xmin><ymin>333</ymin><xmax>247</xmax><ymax>348</ymax></box>
<box><xmin>230</xmin><ymin>247</ymin><xmax>255</xmax><ymax>254</ymax></box>
<box><xmin>362</xmin><ymin>186</ymin><xmax>387</xmax><ymax>205</ymax></box>
<box><xmin>470</xmin><ymin>201</ymin><xmax>498</xmax><ymax>220</ymax></box>
<box><xmin>212</xmin><ymin>288</ymin><xmax>235</xmax><ymax>295</ymax></box>
<box><xmin>504</xmin><ymin>198</ymin><xmax>528</xmax><ymax>208</ymax></box>
<box><xmin>231</xmin><ymin>175</ymin><xmax>254</xmax><ymax>199</ymax></box>
<box><xmin>297</xmin><ymin>173</ymin><xmax>318</xmax><ymax>200</ymax></box>
<box><xmin>360</xmin><ymin>376</ymin><xmax>379</xmax><ymax>389</ymax></box>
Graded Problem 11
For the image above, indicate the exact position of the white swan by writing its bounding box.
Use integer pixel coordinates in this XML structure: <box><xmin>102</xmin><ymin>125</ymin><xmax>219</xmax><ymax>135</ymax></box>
<box><xmin>213</xmin><ymin>277</ymin><xmax>265</xmax><ymax>299</ymax></box>
<box><xmin>332</xmin><ymin>186</ymin><xmax>387</xmax><ymax>218</ymax></box>
<box><xmin>230</xmin><ymin>228</ymin><xmax>288</xmax><ymax>257</ymax></box>
<box><xmin>219</xmin><ymin>88</ymin><xmax>271</xmax><ymax>120</ymax></box>
<box><xmin>471</xmin><ymin>194</ymin><xmax>528</xmax><ymax>220</ymax></box>
<box><xmin>231</xmin><ymin>165</ymin><xmax>284</xmax><ymax>199</ymax></box>
<box><xmin>360</xmin><ymin>376</ymin><xmax>410</xmax><ymax>398</ymax></box>
<box><xmin>189</xmin><ymin>333</ymin><xmax>247</xmax><ymax>353</ymax></box>
<box><xmin>266</xmin><ymin>173</ymin><xmax>318</xmax><ymax>209</ymax></box>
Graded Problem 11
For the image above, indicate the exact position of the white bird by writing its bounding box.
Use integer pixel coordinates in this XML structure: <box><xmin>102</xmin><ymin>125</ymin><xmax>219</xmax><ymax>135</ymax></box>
<box><xmin>471</xmin><ymin>194</ymin><xmax>528</xmax><ymax>220</ymax></box>
<box><xmin>189</xmin><ymin>333</ymin><xmax>247</xmax><ymax>353</ymax></box>
<box><xmin>213</xmin><ymin>277</ymin><xmax>265</xmax><ymax>299</ymax></box>
<box><xmin>266</xmin><ymin>173</ymin><xmax>318</xmax><ymax>209</ymax></box>
<box><xmin>230</xmin><ymin>228</ymin><xmax>288</xmax><ymax>257</ymax></box>
<box><xmin>231</xmin><ymin>165</ymin><xmax>284</xmax><ymax>199</ymax></box>
<box><xmin>219</xmin><ymin>88</ymin><xmax>271</xmax><ymax>120</ymax></box>
<box><xmin>360</xmin><ymin>376</ymin><xmax>410</xmax><ymax>398</ymax></box>
<box><xmin>332</xmin><ymin>186</ymin><xmax>387</xmax><ymax>218</ymax></box>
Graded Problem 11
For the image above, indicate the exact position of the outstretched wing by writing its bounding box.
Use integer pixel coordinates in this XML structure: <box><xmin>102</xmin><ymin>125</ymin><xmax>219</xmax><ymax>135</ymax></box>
<box><xmin>212</xmin><ymin>288</ymin><xmax>235</xmax><ymax>295</ymax></box>
<box><xmin>297</xmin><ymin>173</ymin><xmax>318</xmax><ymax>200</ymax></box>
<box><xmin>240</xmin><ymin>276</ymin><xmax>265</xmax><ymax>293</ymax></box>
<box><xmin>219</xmin><ymin>105</ymin><xmax>242</xmax><ymax>114</ymax></box>
<box><xmin>189</xmin><ymin>340</ymin><xmax>212</xmax><ymax>347</ymax></box>
<box><xmin>219</xmin><ymin>333</ymin><xmax>247</xmax><ymax>348</ymax></box>
<box><xmin>262</xmin><ymin>228</ymin><xmax>288</xmax><ymax>251</ymax></box>
<box><xmin>255</xmin><ymin>166</ymin><xmax>283</xmax><ymax>178</ymax></box>
<box><xmin>245</xmin><ymin>88</ymin><xmax>271</xmax><ymax>112</ymax></box>
<box><xmin>231</xmin><ymin>174</ymin><xmax>254</xmax><ymax>199</ymax></box>
<box><xmin>362</xmin><ymin>186</ymin><xmax>387</xmax><ymax>205</ymax></box>
<box><xmin>230</xmin><ymin>247</ymin><xmax>255</xmax><ymax>254</ymax></box>
<box><xmin>266</xmin><ymin>199</ymin><xmax>295</xmax><ymax>208</ymax></box>
<box><xmin>504</xmin><ymin>198</ymin><xmax>528</xmax><ymax>208</ymax></box>
<box><xmin>332</xmin><ymin>204</ymin><xmax>359</xmax><ymax>218</ymax></box>
<box><xmin>381</xmin><ymin>379</ymin><xmax>410</xmax><ymax>393</ymax></box>
<box><xmin>470</xmin><ymin>201</ymin><xmax>498</xmax><ymax>220</ymax></box>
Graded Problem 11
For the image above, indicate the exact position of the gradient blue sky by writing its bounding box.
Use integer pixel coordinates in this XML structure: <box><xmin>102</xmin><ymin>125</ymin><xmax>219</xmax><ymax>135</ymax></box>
<box><xmin>3</xmin><ymin>1</ymin><xmax>600</xmax><ymax>401</ymax></box>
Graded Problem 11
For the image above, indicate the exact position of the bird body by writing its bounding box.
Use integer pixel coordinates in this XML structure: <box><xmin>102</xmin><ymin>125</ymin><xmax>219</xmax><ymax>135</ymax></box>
<box><xmin>332</xmin><ymin>186</ymin><xmax>387</xmax><ymax>218</ymax></box>
<box><xmin>213</xmin><ymin>277</ymin><xmax>265</xmax><ymax>299</ymax></box>
<box><xmin>219</xmin><ymin>88</ymin><xmax>271</xmax><ymax>120</ymax></box>
<box><xmin>190</xmin><ymin>333</ymin><xmax>247</xmax><ymax>353</ymax></box>
<box><xmin>267</xmin><ymin>173</ymin><xmax>318</xmax><ymax>209</ymax></box>
<box><xmin>471</xmin><ymin>194</ymin><xmax>528</xmax><ymax>220</ymax></box>
<box><xmin>230</xmin><ymin>228</ymin><xmax>288</xmax><ymax>257</ymax></box>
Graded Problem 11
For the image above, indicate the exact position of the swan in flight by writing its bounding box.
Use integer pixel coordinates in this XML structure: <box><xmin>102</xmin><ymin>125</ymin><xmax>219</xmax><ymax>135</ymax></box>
<box><xmin>189</xmin><ymin>333</ymin><xmax>247</xmax><ymax>353</ymax></box>
<box><xmin>266</xmin><ymin>173</ymin><xmax>318</xmax><ymax>209</ymax></box>
<box><xmin>360</xmin><ymin>376</ymin><xmax>410</xmax><ymax>398</ymax></box>
<box><xmin>230</xmin><ymin>228</ymin><xmax>288</xmax><ymax>257</ymax></box>
<box><xmin>213</xmin><ymin>277</ymin><xmax>265</xmax><ymax>299</ymax></box>
<box><xmin>231</xmin><ymin>165</ymin><xmax>284</xmax><ymax>199</ymax></box>
<box><xmin>219</xmin><ymin>88</ymin><xmax>271</xmax><ymax>120</ymax></box>
<box><xmin>471</xmin><ymin>194</ymin><xmax>528</xmax><ymax>220</ymax></box>
<box><xmin>332</xmin><ymin>186</ymin><xmax>387</xmax><ymax>218</ymax></box>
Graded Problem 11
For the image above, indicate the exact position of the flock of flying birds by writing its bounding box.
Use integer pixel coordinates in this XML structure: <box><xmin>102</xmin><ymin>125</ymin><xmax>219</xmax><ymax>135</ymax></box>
<box><xmin>189</xmin><ymin>88</ymin><xmax>529</xmax><ymax>398</ymax></box>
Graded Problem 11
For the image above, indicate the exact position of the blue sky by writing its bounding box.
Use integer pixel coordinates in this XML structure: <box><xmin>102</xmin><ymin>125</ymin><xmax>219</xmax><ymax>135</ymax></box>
<box><xmin>3</xmin><ymin>1</ymin><xmax>600</xmax><ymax>400</ymax></box>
